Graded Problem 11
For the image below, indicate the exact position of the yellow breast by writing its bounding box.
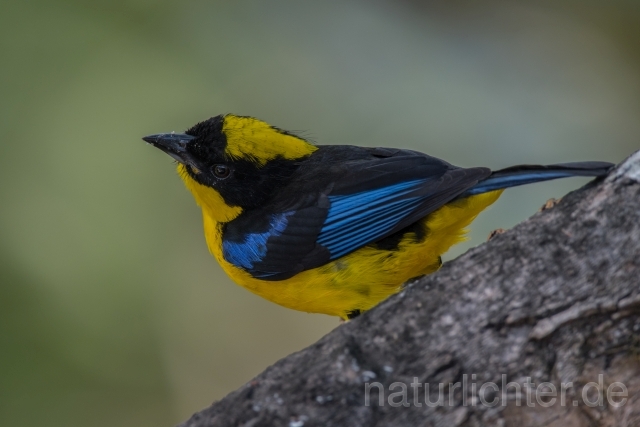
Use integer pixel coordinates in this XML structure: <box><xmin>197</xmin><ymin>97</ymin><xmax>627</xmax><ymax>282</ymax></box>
<box><xmin>200</xmin><ymin>190</ymin><xmax>502</xmax><ymax>319</ymax></box>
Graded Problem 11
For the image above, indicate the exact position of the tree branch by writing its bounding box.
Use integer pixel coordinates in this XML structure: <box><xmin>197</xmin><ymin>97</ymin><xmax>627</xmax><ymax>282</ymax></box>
<box><xmin>180</xmin><ymin>151</ymin><xmax>640</xmax><ymax>427</ymax></box>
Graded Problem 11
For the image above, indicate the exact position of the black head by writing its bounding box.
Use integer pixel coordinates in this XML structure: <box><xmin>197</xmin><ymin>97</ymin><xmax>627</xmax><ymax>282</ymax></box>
<box><xmin>143</xmin><ymin>114</ymin><xmax>317</xmax><ymax>210</ymax></box>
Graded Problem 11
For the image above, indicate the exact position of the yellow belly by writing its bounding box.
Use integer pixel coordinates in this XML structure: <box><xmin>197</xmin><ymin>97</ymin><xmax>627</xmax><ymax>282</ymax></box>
<box><xmin>202</xmin><ymin>190</ymin><xmax>503</xmax><ymax>319</ymax></box>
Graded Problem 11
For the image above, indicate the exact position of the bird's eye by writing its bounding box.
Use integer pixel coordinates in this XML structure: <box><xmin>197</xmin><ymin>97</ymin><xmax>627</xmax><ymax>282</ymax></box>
<box><xmin>213</xmin><ymin>164</ymin><xmax>231</xmax><ymax>179</ymax></box>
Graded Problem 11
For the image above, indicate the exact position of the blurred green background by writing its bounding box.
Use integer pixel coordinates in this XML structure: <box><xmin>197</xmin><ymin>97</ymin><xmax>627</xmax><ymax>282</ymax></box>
<box><xmin>1</xmin><ymin>0</ymin><xmax>638</xmax><ymax>425</ymax></box>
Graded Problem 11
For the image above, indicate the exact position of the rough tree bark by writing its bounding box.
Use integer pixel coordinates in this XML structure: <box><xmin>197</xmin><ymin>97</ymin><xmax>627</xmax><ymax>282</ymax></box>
<box><xmin>180</xmin><ymin>152</ymin><xmax>640</xmax><ymax>427</ymax></box>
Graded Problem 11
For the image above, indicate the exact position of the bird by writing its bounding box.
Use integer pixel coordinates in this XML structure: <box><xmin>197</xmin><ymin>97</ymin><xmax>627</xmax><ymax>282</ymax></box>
<box><xmin>143</xmin><ymin>114</ymin><xmax>613</xmax><ymax>320</ymax></box>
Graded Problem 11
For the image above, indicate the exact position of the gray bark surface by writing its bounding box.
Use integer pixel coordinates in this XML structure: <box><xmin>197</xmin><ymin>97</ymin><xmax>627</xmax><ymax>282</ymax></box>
<box><xmin>180</xmin><ymin>152</ymin><xmax>640</xmax><ymax>427</ymax></box>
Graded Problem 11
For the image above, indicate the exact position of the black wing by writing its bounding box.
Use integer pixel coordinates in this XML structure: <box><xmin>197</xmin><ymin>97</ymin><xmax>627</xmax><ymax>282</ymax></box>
<box><xmin>222</xmin><ymin>146</ymin><xmax>489</xmax><ymax>280</ymax></box>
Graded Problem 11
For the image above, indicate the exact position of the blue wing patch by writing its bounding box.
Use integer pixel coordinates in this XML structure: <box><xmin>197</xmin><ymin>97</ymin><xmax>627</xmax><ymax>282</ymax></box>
<box><xmin>223</xmin><ymin>211</ymin><xmax>295</xmax><ymax>270</ymax></box>
<box><xmin>317</xmin><ymin>179</ymin><xmax>427</xmax><ymax>259</ymax></box>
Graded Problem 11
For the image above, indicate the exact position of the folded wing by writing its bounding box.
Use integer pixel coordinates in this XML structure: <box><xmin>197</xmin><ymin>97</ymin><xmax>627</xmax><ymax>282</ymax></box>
<box><xmin>223</xmin><ymin>147</ymin><xmax>490</xmax><ymax>280</ymax></box>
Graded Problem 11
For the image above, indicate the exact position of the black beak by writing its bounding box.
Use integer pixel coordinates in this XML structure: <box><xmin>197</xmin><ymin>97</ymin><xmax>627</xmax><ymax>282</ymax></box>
<box><xmin>142</xmin><ymin>133</ymin><xmax>196</xmax><ymax>165</ymax></box>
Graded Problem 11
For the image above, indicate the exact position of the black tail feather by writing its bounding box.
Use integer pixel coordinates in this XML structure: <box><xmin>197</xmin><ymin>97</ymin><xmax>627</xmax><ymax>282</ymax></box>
<box><xmin>464</xmin><ymin>161</ymin><xmax>614</xmax><ymax>196</ymax></box>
